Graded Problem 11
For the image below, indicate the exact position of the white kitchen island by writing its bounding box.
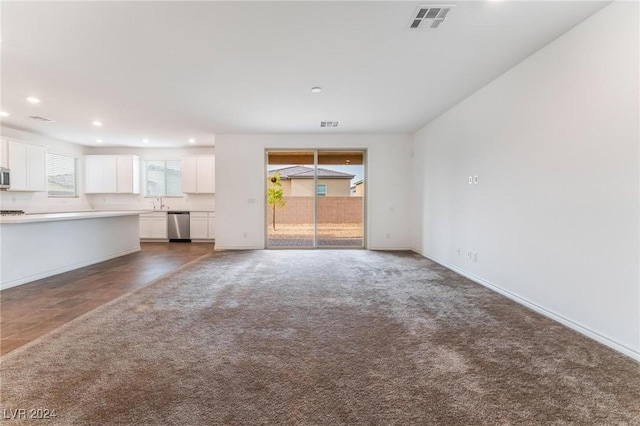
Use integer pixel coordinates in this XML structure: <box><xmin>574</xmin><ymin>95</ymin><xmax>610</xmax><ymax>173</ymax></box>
<box><xmin>0</xmin><ymin>211</ymin><xmax>144</xmax><ymax>290</ymax></box>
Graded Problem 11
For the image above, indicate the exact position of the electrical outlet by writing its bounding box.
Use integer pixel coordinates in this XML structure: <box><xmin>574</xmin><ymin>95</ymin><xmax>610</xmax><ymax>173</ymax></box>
<box><xmin>473</xmin><ymin>175</ymin><xmax>479</xmax><ymax>184</ymax></box>
<box><xmin>473</xmin><ymin>252</ymin><xmax>478</xmax><ymax>262</ymax></box>
<box><xmin>467</xmin><ymin>251</ymin><xmax>472</xmax><ymax>259</ymax></box>
<box><xmin>468</xmin><ymin>176</ymin><xmax>473</xmax><ymax>184</ymax></box>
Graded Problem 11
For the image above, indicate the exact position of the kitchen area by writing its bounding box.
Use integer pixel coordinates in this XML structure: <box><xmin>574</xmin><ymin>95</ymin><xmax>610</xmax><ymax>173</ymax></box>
<box><xmin>0</xmin><ymin>127</ymin><xmax>216</xmax><ymax>290</ymax></box>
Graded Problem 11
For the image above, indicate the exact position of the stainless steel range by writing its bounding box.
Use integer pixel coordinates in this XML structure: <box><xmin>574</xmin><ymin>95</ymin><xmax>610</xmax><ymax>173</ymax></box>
<box><xmin>0</xmin><ymin>210</ymin><xmax>25</xmax><ymax>216</ymax></box>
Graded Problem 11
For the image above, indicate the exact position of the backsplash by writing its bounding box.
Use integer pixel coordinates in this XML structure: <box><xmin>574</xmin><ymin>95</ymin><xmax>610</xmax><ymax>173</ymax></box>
<box><xmin>0</xmin><ymin>190</ymin><xmax>93</xmax><ymax>214</ymax></box>
<box><xmin>86</xmin><ymin>193</ymin><xmax>215</xmax><ymax>212</ymax></box>
<box><xmin>0</xmin><ymin>191</ymin><xmax>215</xmax><ymax>214</ymax></box>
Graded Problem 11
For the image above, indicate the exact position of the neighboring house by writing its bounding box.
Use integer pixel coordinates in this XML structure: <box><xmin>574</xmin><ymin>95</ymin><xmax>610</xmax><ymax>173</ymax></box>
<box><xmin>269</xmin><ymin>166</ymin><xmax>354</xmax><ymax>197</ymax></box>
<box><xmin>47</xmin><ymin>173</ymin><xmax>76</xmax><ymax>196</ymax></box>
<box><xmin>350</xmin><ymin>180</ymin><xmax>364</xmax><ymax>197</ymax></box>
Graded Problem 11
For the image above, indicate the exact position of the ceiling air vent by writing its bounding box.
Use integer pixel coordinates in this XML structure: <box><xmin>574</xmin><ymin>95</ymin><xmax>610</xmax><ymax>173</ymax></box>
<box><xmin>320</xmin><ymin>121</ymin><xmax>339</xmax><ymax>128</ymax></box>
<box><xmin>409</xmin><ymin>5</ymin><xmax>455</xmax><ymax>29</ymax></box>
<box><xmin>28</xmin><ymin>115</ymin><xmax>56</xmax><ymax>123</ymax></box>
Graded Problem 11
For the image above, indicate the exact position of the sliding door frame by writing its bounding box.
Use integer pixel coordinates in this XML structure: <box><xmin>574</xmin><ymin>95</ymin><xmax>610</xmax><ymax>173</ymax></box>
<box><xmin>264</xmin><ymin>148</ymin><xmax>367</xmax><ymax>250</ymax></box>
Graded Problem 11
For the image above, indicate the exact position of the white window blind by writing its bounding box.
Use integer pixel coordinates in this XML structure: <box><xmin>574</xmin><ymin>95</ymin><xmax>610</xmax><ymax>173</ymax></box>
<box><xmin>47</xmin><ymin>153</ymin><xmax>77</xmax><ymax>197</ymax></box>
<box><xmin>145</xmin><ymin>160</ymin><xmax>182</xmax><ymax>197</ymax></box>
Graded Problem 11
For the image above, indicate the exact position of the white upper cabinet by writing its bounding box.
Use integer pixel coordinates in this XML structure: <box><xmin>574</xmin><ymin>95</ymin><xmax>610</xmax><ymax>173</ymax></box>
<box><xmin>85</xmin><ymin>156</ymin><xmax>106</xmax><ymax>193</ymax></box>
<box><xmin>182</xmin><ymin>155</ymin><xmax>215</xmax><ymax>194</ymax></box>
<box><xmin>181</xmin><ymin>156</ymin><xmax>197</xmax><ymax>193</ymax></box>
<box><xmin>116</xmin><ymin>156</ymin><xmax>140</xmax><ymax>194</ymax></box>
<box><xmin>85</xmin><ymin>155</ymin><xmax>116</xmax><ymax>193</ymax></box>
<box><xmin>8</xmin><ymin>140</ymin><xmax>47</xmax><ymax>192</ymax></box>
<box><xmin>0</xmin><ymin>139</ymin><xmax>8</xmax><ymax>169</ymax></box>
<box><xmin>84</xmin><ymin>155</ymin><xmax>140</xmax><ymax>194</ymax></box>
<box><xmin>196</xmin><ymin>156</ymin><xmax>215</xmax><ymax>193</ymax></box>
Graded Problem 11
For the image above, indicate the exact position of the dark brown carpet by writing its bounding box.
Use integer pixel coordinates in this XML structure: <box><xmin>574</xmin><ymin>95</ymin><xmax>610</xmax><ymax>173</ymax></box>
<box><xmin>1</xmin><ymin>250</ymin><xmax>638</xmax><ymax>425</ymax></box>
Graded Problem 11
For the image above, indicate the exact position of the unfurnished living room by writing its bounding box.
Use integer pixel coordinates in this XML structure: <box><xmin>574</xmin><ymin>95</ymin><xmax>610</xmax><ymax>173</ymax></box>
<box><xmin>0</xmin><ymin>1</ymin><xmax>638</xmax><ymax>424</ymax></box>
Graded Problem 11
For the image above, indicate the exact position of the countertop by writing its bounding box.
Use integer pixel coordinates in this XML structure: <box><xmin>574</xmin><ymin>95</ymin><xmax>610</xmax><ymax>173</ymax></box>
<box><xmin>0</xmin><ymin>210</ymin><xmax>148</xmax><ymax>224</ymax></box>
<box><xmin>139</xmin><ymin>210</ymin><xmax>215</xmax><ymax>214</ymax></box>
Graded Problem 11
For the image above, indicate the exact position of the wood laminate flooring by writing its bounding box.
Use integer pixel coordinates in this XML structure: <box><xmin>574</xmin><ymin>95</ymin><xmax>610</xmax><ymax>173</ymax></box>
<box><xmin>0</xmin><ymin>242</ymin><xmax>215</xmax><ymax>355</ymax></box>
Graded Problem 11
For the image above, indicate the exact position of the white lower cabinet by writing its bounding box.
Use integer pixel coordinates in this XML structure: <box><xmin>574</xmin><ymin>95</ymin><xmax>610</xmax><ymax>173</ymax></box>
<box><xmin>190</xmin><ymin>212</ymin><xmax>215</xmax><ymax>241</ymax></box>
<box><xmin>208</xmin><ymin>213</ymin><xmax>215</xmax><ymax>240</ymax></box>
<box><xmin>190</xmin><ymin>212</ymin><xmax>209</xmax><ymax>239</ymax></box>
<box><xmin>140</xmin><ymin>212</ymin><xmax>168</xmax><ymax>239</ymax></box>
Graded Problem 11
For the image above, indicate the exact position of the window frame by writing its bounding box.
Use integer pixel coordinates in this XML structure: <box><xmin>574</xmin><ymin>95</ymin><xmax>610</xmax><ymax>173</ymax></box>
<box><xmin>143</xmin><ymin>159</ymin><xmax>183</xmax><ymax>198</ymax></box>
<box><xmin>316</xmin><ymin>183</ymin><xmax>327</xmax><ymax>197</ymax></box>
<box><xmin>47</xmin><ymin>152</ymin><xmax>78</xmax><ymax>198</ymax></box>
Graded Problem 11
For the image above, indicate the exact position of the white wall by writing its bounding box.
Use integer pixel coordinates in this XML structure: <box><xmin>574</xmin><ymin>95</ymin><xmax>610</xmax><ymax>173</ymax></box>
<box><xmin>215</xmin><ymin>134</ymin><xmax>412</xmax><ymax>250</ymax></box>
<box><xmin>85</xmin><ymin>146</ymin><xmax>215</xmax><ymax>212</ymax></box>
<box><xmin>0</xmin><ymin>126</ymin><xmax>93</xmax><ymax>213</ymax></box>
<box><xmin>411</xmin><ymin>2</ymin><xmax>639</xmax><ymax>359</ymax></box>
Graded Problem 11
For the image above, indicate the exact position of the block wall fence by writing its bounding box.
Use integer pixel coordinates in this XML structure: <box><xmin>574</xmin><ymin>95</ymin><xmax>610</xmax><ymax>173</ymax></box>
<box><xmin>267</xmin><ymin>196</ymin><xmax>363</xmax><ymax>224</ymax></box>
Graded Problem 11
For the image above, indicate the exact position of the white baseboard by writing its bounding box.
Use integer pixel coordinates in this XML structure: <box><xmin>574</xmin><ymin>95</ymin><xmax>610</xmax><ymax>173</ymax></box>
<box><xmin>369</xmin><ymin>246</ymin><xmax>413</xmax><ymax>251</ymax></box>
<box><xmin>0</xmin><ymin>247</ymin><xmax>141</xmax><ymax>291</ymax></box>
<box><xmin>412</xmin><ymin>249</ymin><xmax>640</xmax><ymax>362</ymax></box>
<box><xmin>214</xmin><ymin>245</ymin><xmax>263</xmax><ymax>251</ymax></box>
<box><xmin>214</xmin><ymin>245</ymin><xmax>413</xmax><ymax>251</ymax></box>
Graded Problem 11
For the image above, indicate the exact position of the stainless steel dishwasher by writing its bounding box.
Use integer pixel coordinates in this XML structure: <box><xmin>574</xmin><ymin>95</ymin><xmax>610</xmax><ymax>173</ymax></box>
<box><xmin>168</xmin><ymin>211</ymin><xmax>191</xmax><ymax>242</ymax></box>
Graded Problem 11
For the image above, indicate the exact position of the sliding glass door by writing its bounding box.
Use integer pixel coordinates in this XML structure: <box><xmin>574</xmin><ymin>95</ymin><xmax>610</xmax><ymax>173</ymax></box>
<box><xmin>266</xmin><ymin>150</ymin><xmax>365</xmax><ymax>249</ymax></box>
<box><xmin>266</xmin><ymin>151</ymin><xmax>315</xmax><ymax>247</ymax></box>
<box><xmin>317</xmin><ymin>151</ymin><xmax>364</xmax><ymax>247</ymax></box>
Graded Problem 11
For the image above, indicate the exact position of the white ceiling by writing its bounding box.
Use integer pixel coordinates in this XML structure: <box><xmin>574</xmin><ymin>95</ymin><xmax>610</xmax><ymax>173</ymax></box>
<box><xmin>1</xmin><ymin>1</ymin><xmax>609</xmax><ymax>148</ymax></box>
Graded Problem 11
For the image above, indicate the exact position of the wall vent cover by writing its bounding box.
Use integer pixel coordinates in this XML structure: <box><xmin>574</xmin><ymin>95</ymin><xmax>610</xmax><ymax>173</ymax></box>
<box><xmin>409</xmin><ymin>5</ymin><xmax>455</xmax><ymax>29</ymax></box>
<box><xmin>28</xmin><ymin>115</ymin><xmax>56</xmax><ymax>122</ymax></box>
<box><xmin>320</xmin><ymin>121</ymin><xmax>339</xmax><ymax>128</ymax></box>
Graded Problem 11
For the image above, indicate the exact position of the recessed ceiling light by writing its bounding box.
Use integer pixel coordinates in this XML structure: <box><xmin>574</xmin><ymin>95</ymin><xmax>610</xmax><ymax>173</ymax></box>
<box><xmin>0</xmin><ymin>111</ymin><xmax>9</xmax><ymax>117</ymax></box>
<box><xmin>311</xmin><ymin>87</ymin><xmax>322</xmax><ymax>93</ymax></box>
<box><xmin>26</xmin><ymin>97</ymin><xmax>41</xmax><ymax>104</ymax></box>
<box><xmin>96</xmin><ymin>139</ymin><xmax>103</xmax><ymax>144</ymax></box>
<box><xmin>188</xmin><ymin>138</ymin><xmax>196</xmax><ymax>144</ymax></box>
<box><xmin>92</xmin><ymin>120</ymin><xmax>103</xmax><ymax>127</ymax></box>
<box><xmin>142</xmin><ymin>139</ymin><xmax>149</xmax><ymax>144</ymax></box>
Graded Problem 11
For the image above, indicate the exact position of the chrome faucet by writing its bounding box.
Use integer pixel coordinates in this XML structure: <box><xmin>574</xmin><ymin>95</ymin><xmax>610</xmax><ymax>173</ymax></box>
<box><xmin>158</xmin><ymin>197</ymin><xmax>167</xmax><ymax>210</ymax></box>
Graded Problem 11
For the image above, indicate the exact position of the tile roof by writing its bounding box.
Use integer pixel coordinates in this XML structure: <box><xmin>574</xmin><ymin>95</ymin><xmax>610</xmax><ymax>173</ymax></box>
<box><xmin>269</xmin><ymin>166</ymin><xmax>354</xmax><ymax>179</ymax></box>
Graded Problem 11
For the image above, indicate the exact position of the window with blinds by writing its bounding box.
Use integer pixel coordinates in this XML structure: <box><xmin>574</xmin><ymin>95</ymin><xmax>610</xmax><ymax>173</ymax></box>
<box><xmin>144</xmin><ymin>160</ymin><xmax>182</xmax><ymax>197</ymax></box>
<box><xmin>47</xmin><ymin>153</ymin><xmax>78</xmax><ymax>197</ymax></box>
